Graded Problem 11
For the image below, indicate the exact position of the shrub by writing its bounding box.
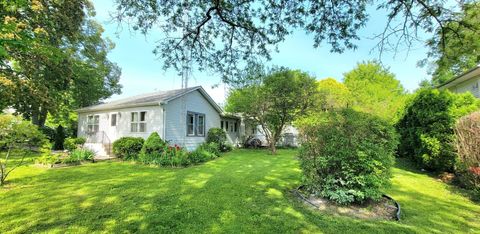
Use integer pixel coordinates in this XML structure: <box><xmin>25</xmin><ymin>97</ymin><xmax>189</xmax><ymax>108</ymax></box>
<box><xmin>396</xmin><ymin>89</ymin><xmax>480</xmax><ymax>171</ymax></box>
<box><xmin>141</xmin><ymin>132</ymin><xmax>168</xmax><ymax>154</ymax></box>
<box><xmin>39</xmin><ymin>126</ymin><xmax>56</xmax><ymax>142</ymax></box>
<box><xmin>112</xmin><ymin>137</ymin><xmax>145</xmax><ymax>159</ymax></box>
<box><xmin>297</xmin><ymin>109</ymin><xmax>398</xmax><ymax>204</ymax></box>
<box><xmin>36</xmin><ymin>143</ymin><xmax>61</xmax><ymax>165</ymax></box>
<box><xmin>454</xmin><ymin>111</ymin><xmax>480</xmax><ymax>167</ymax></box>
<box><xmin>206</xmin><ymin>128</ymin><xmax>233</xmax><ymax>152</ymax></box>
<box><xmin>64</xmin><ymin>137</ymin><xmax>87</xmax><ymax>151</ymax></box>
<box><xmin>53</xmin><ymin>125</ymin><xmax>66</xmax><ymax>150</ymax></box>
<box><xmin>70</xmin><ymin>148</ymin><xmax>95</xmax><ymax>161</ymax></box>
<box><xmin>454</xmin><ymin>112</ymin><xmax>480</xmax><ymax>195</ymax></box>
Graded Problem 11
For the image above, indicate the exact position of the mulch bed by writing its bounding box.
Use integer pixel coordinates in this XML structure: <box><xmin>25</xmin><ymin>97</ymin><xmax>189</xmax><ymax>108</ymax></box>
<box><xmin>293</xmin><ymin>186</ymin><xmax>399</xmax><ymax>220</ymax></box>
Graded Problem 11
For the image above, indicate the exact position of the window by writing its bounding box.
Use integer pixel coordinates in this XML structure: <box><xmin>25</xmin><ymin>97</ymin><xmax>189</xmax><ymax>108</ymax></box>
<box><xmin>187</xmin><ymin>113</ymin><xmax>195</xmax><ymax>135</ymax></box>
<box><xmin>187</xmin><ymin>112</ymin><xmax>205</xmax><ymax>136</ymax></box>
<box><xmin>111</xmin><ymin>113</ymin><xmax>117</xmax><ymax>127</ymax></box>
<box><xmin>131</xmin><ymin>111</ymin><xmax>146</xmax><ymax>132</ymax></box>
<box><xmin>221</xmin><ymin>121</ymin><xmax>224</xmax><ymax>129</ymax></box>
<box><xmin>234</xmin><ymin>122</ymin><xmax>238</xmax><ymax>132</ymax></box>
<box><xmin>225</xmin><ymin>121</ymin><xmax>229</xmax><ymax>131</ymax></box>
<box><xmin>230</xmin><ymin>122</ymin><xmax>234</xmax><ymax>132</ymax></box>
<box><xmin>87</xmin><ymin>115</ymin><xmax>99</xmax><ymax>133</ymax></box>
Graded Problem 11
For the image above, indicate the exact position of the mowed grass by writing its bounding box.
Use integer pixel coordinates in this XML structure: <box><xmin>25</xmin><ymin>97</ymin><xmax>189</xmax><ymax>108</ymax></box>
<box><xmin>1</xmin><ymin>149</ymin><xmax>479</xmax><ymax>233</ymax></box>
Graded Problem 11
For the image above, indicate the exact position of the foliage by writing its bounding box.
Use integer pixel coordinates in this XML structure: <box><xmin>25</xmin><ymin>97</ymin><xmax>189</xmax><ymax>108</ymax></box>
<box><xmin>35</xmin><ymin>142</ymin><xmax>61</xmax><ymax>165</ymax></box>
<box><xmin>454</xmin><ymin>111</ymin><xmax>480</xmax><ymax>167</ymax></box>
<box><xmin>0</xmin><ymin>114</ymin><xmax>44</xmax><ymax>185</ymax></box>
<box><xmin>396</xmin><ymin>89</ymin><xmax>480</xmax><ymax>172</ymax></box>
<box><xmin>226</xmin><ymin>68</ymin><xmax>317</xmax><ymax>153</ymax></box>
<box><xmin>206</xmin><ymin>128</ymin><xmax>232</xmax><ymax>152</ymax></box>
<box><xmin>113</xmin><ymin>0</ymin><xmax>465</xmax><ymax>81</ymax></box>
<box><xmin>68</xmin><ymin>148</ymin><xmax>95</xmax><ymax>162</ymax></box>
<box><xmin>39</xmin><ymin>126</ymin><xmax>56</xmax><ymax>142</ymax></box>
<box><xmin>316</xmin><ymin>78</ymin><xmax>351</xmax><ymax>111</ymax></box>
<box><xmin>343</xmin><ymin>61</ymin><xmax>408</xmax><ymax>123</ymax></box>
<box><xmin>298</xmin><ymin>109</ymin><xmax>398</xmax><ymax>204</ymax></box>
<box><xmin>1</xmin><ymin>150</ymin><xmax>480</xmax><ymax>232</ymax></box>
<box><xmin>112</xmin><ymin>137</ymin><xmax>145</xmax><ymax>160</ymax></box>
<box><xmin>0</xmin><ymin>1</ymin><xmax>122</xmax><ymax>127</ymax></box>
<box><xmin>454</xmin><ymin>111</ymin><xmax>480</xmax><ymax>196</ymax></box>
<box><xmin>422</xmin><ymin>2</ymin><xmax>480</xmax><ymax>85</ymax></box>
<box><xmin>141</xmin><ymin>132</ymin><xmax>168</xmax><ymax>155</ymax></box>
<box><xmin>53</xmin><ymin>125</ymin><xmax>66</xmax><ymax>150</ymax></box>
<box><xmin>139</xmin><ymin>144</ymin><xmax>190</xmax><ymax>167</ymax></box>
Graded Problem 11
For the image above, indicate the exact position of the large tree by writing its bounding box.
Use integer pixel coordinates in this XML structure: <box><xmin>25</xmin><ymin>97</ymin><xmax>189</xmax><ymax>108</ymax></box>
<box><xmin>226</xmin><ymin>69</ymin><xmax>317</xmax><ymax>154</ymax></box>
<box><xmin>113</xmin><ymin>0</ymin><xmax>472</xmax><ymax>82</ymax></box>
<box><xmin>422</xmin><ymin>2</ymin><xmax>480</xmax><ymax>86</ymax></box>
<box><xmin>316</xmin><ymin>78</ymin><xmax>351</xmax><ymax>111</ymax></box>
<box><xmin>343</xmin><ymin>61</ymin><xmax>408</xmax><ymax>122</ymax></box>
<box><xmin>0</xmin><ymin>1</ymin><xmax>122</xmax><ymax>126</ymax></box>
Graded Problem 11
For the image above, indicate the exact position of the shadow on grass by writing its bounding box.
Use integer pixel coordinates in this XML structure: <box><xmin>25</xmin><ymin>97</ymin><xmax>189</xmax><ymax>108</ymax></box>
<box><xmin>0</xmin><ymin>150</ymin><xmax>479</xmax><ymax>233</ymax></box>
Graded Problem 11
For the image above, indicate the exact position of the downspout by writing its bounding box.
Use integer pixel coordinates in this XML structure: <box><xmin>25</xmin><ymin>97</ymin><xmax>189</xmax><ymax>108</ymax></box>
<box><xmin>160</xmin><ymin>102</ymin><xmax>167</xmax><ymax>140</ymax></box>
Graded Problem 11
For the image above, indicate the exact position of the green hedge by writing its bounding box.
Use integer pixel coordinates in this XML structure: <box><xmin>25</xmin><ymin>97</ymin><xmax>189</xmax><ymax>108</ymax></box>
<box><xmin>298</xmin><ymin>109</ymin><xmax>398</xmax><ymax>204</ymax></box>
<box><xmin>112</xmin><ymin>137</ymin><xmax>145</xmax><ymax>160</ymax></box>
<box><xmin>396</xmin><ymin>89</ymin><xmax>480</xmax><ymax>172</ymax></box>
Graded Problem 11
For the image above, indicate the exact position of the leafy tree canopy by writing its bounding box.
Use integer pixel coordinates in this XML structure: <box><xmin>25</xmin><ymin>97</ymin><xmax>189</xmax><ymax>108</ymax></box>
<box><xmin>343</xmin><ymin>61</ymin><xmax>408</xmax><ymax>122</ymax></box>
<box><xmin>113</xmin><ymin>0</ymin><xmax>470</xmax><ymax>81</ymax></box>
<box><xmin>422</xmin><ymin>2</ymin><xmax>480</xmax><ymax>86</ymax></box>
<box><xmin>316</xmin><ymin>78</ymin><xmax>351</xmax><ymax>111</ymax></box>
<box><xmin>0</xmin><ymin>0</ymin><xmax>122</xmax><ymax>126</ymax></box>
<box><xmin>226</xmin><ymin>68</ymin><xmax>317</xmax><ymax>153</ymax></box>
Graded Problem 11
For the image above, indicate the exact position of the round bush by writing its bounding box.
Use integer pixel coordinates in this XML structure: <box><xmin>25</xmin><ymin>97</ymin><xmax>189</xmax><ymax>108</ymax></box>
<box><xmin>141</xmin><ymin>132</ymin><xmax>168</xmax><ymax>154</ymax></box>
<box><xmin>112</xmin><ymin>137</ymin><xmax>145</xmax><ymax>159</ymax></box>
<box><xmin>206</xmin><ymin>128</ymin><xmax>232</xmax><ymax>152</ymax></box>
<box><xmin>298</xmin><ymin>109</ymin><xmax>398</xmax><ymax>204</ymax></box>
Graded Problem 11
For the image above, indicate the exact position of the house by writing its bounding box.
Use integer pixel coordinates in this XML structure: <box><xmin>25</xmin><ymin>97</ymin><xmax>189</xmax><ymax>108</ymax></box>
<box><xmin>438</xmin><ymin>64</ymin><xmax>480</xmax><ymax>98</ymax></box>
<box><xmin>77</xmin><ymin>86</ymin><xmax>242</xmax><ymax>156</ymax></box>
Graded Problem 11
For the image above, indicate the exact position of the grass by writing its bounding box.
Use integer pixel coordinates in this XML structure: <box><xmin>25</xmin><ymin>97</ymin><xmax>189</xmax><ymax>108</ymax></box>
<box><xmin>1</xmin><ymin>149</ymin><xmax>479</xmax><ymax>233</ymax></box>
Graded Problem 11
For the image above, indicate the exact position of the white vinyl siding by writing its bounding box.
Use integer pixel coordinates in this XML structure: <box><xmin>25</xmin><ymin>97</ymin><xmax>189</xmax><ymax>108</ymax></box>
<box><xmin>165</xmin><ymin>90</ymin><xmax>220</xmax><ymax>150</ymax></box>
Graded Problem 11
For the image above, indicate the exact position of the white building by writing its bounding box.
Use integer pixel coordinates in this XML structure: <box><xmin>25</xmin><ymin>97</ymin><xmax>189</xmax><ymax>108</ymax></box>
<box><xmin>77</xmin><ymin>86</ymin><xmax>298</xmax><ymax>157</ymax></box>
<box><xmin>438</xmin><ymin>64</ymin><xmax>480</xmax><ymax>98</ymax></box>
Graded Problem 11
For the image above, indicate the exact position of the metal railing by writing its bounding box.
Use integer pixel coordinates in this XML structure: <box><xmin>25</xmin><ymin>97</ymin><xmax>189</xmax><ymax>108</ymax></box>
<box><xmin>85</xmin><ymin>131</ymin><xmax>112</xmax><ymax>155</ymax></box>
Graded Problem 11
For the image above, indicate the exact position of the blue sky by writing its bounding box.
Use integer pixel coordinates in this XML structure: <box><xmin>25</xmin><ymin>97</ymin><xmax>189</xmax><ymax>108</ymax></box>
<box><xmin>93</xmin><ymin>1</ymin><xmax>431</xmax><ymax>104</ymax></box>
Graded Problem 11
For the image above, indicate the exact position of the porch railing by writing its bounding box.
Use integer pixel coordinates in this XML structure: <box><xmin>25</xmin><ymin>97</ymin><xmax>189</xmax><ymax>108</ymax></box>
<box><xmin>85</xmin><ymin>131</ymin><xmax>112</xmax><ymax>155</ymax></box>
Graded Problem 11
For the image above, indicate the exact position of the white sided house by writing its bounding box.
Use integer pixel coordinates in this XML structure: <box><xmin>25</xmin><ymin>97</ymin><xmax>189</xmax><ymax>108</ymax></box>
<box><xmin>438</xmin><ymin>64</ymin><xmax>480</xmax><ymax>98</ymax></box>
<box><xmin>77</xmin><ymin>86</ymin><xmax>242</xmax><ymax>156</ymax></box>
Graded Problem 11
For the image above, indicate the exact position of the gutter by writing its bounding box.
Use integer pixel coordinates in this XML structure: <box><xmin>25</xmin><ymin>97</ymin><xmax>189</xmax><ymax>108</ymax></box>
<box><xmin>437</xmin><ymin>64</ymin><xmax>480</xmax><ymax>89</ymax></box>
<box><xmin>76</xmin><ymin>101</ymin><xmax>161</xmax><ymax>113</ymax></box>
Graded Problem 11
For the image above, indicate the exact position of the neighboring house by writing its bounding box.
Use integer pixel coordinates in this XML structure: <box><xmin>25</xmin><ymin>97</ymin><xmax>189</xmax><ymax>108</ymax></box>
<box><xmin>77</xmin><ymin>86</ymin><xmax>241</xmax><ymax>156</ymax></box>
<box><xmin>438</xmin><ymin>64</ymin><xmax>480</xmax><ymax>98</ymax></box>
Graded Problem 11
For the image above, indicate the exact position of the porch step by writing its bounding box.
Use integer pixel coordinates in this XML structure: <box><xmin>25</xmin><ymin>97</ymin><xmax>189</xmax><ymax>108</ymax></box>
<box><xmin>84</xmin><ymin>143</ymin><xmax>113</xmax><ymax>159</ymax></box>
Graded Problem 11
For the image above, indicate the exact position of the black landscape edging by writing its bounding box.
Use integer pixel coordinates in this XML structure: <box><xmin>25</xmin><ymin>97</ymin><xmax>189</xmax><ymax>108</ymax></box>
<box><xmin>292</xmin><ymin>185</ymin><xmax>401</xmax><ymax>221</ymax></box>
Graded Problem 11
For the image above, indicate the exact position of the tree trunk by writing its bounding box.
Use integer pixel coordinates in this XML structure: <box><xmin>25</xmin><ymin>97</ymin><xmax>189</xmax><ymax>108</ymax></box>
<box><xmin>31</xmin><ymin>107</ymin><xmax>48</xmax><ymax>127</ymax></box>
<box><xmin>270</xmin><ymin>139</ymin><xmax>277</xmax><ymax>155</ymax></box>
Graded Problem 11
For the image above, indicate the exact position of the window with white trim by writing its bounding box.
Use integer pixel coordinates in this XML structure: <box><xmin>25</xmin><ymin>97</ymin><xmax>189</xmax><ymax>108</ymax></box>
<box><xmin>87</xmin><ymin>115</ymin><xmax>99</xmax><ymax>133</ymax></box>
<box><xmin>187</xmin><ymin>112</ymin><xmax>205</xmax><ymax>136</ymax></box>
<box><xmin>131</xmin><ymin>111</ymin><xmax>146</xmax><ymax>132</ymax></box>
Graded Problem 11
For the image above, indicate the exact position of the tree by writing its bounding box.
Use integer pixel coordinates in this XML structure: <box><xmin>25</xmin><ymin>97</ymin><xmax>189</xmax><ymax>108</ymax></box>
<box><xmin>396</xmin><ymin>89</ymin><xmax>480</xmax><ymax>172</ymax></box>
<box><xmin>422</xmin><ymin>2</ymin><xmax>480</xmax><ymax>85</ymax></box>
<box><xmin>0</xmin><ymin>1</ymin><xmax>122</xmax><ymax>127</ymax></box>
<box><xmin>0</xmin><ymin>114</ymin><xmax>45</xmax><ymax>185</ymax></box>
<box><xmin>316</xmin><ymin>78</ymin><xmax>351</xmax><ymax>111</ymax></box>
<box><xmin>113</xmin><ymin>0</ymin><xmax>471</xmax><ymax>81</ymax></box>
<box><xmin>343</xmin><ymin>61</ymin><xmax>407</xmax><ymax>122</ymax></box>
<box><xmin>226</xmin><ymin>69</ymin><xmax>317</xmax><ymax>154</ymax></box>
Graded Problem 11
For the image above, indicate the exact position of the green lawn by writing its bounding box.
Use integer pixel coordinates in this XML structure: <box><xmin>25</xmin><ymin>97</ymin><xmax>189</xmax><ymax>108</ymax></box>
<box><xmin>1</xmin><ymin>149</ymin><xmax>479</xmax><ymax>233</ymax></box>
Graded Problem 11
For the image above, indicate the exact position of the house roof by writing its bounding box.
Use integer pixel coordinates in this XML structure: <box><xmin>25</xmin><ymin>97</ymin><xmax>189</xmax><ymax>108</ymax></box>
<box><xmin>437</xmin><ymin>64</ymin><xmax>480</xmax><ymax>89</ymax></box>
<box><xmin>76</xmin><ymin>86</ymin><xmax>223</xmax><ymax>113</ymax></box>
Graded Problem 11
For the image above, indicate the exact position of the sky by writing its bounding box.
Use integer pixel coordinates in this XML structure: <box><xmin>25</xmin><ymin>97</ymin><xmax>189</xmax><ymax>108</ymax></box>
<box><xmin>93</xmin><ymin>1</ymin><xmax>432</xmax><ymax>104</ymax></box>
